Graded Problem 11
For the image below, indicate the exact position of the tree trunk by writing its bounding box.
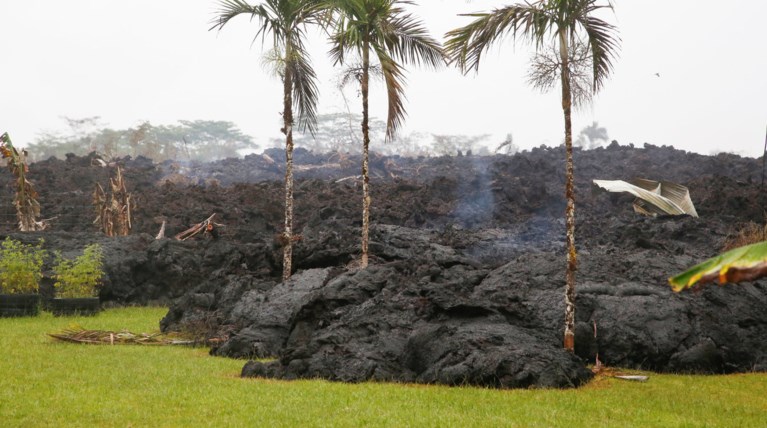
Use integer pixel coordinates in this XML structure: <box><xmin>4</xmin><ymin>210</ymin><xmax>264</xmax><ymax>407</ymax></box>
<box><xmin>360</xmin><ymin>42</ymin><xmax>371</xmax><ymax>269</ymax></box>
<box><xmin>560</xmin><ymin>31</ymin><xmax>577</xmax><ymax>352</ymax></box>
<box><xmin>282</xmin><ymin>53</ymin><xmax>295</xmax><ymax>282</ymax></box>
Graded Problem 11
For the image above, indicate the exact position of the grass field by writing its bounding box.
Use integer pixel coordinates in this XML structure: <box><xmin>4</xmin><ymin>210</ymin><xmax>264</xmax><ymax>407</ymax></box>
<box><xmin>1</xmin><ymin>307</ymin><xmax>765</xmax><ymax>427</ymax></box>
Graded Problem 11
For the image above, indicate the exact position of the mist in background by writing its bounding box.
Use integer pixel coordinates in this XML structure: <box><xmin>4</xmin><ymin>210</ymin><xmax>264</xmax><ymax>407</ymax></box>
<box><xmin>1</xmin><ymin>0</ymin><xmax>765</xmax><ymax>157</ymax></box>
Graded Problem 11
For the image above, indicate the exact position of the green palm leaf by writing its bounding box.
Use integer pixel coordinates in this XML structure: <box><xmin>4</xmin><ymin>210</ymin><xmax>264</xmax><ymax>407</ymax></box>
<box><xmin>326</xmin><ymin>0</ymin><xmax>443</xmax><ymax>139</ymax></box>
<box><xmin>211</xmin><ymin>0</ymin><xmax>324</xmax><ymax>135</ymax></box>
<box><xmin>445</xmin><ymin>0</ymin><xmax>619</xmax><ymax>89</ymax></box>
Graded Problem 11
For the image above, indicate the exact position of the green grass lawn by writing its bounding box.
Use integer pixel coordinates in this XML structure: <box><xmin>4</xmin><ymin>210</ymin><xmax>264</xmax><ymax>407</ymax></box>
<box><xmin>1</xmin><ymin>307</ymin><xmax>765</xmax><ymax>427</ymax></box>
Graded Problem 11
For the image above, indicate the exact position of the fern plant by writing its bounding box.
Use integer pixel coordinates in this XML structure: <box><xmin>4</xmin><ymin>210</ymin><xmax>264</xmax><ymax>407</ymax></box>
<box><xmin>53</xmin><ymin>244</ymin><xmax>104</xmax><ymax>298</ymax></box>
<box><xmin>0</xmin><ymin>238</ymin><xmax>46</xmax><ymax>294</ymax></box>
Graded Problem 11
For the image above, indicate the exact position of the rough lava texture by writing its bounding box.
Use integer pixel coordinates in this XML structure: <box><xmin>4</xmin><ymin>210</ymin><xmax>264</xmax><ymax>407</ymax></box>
<box><xmin>2</xmin><ymin>142</ymin><xmax>767</xmax><ymax>388</ymax></box>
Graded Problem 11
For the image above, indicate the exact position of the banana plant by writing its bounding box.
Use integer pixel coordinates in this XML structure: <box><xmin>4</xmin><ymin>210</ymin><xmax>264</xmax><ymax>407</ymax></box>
<box><xmin>0</xmin><ymin>132</ymin><xmax>44</xmax><ymax>231</ymax></box>
<box><xmin>669</xmin><ymin>240</ymin><xmax>767</xmax><ymax>292</ymax></box>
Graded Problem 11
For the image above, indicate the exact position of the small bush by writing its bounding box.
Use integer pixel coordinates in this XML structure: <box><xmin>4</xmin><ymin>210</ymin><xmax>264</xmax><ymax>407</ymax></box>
<box><xmin>0</xmin><ymin>238</ymin><xmax>46</xmax><ymax>294</ymax></box>
<box><xmin>723</xmin><ymin>221</ymin><xmax>767</xmax><ymax>251</ymax></box>
<box><xmin>53</xmin><ymin>244</ymin><xmax>104</xmax><ymax>298</ymax></box>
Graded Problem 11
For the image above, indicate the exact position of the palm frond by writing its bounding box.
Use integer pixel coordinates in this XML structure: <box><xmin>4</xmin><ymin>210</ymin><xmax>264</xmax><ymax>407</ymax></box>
<box><xmin>329</xmin><ymin>22</ymin><xmax>362</xmax><ymax>65</ymax></box>
<box><xmin>445</xmin><ymin>0</ymin><xmax>619</xmax><ymax>93</ymax></box>
<box><xmin>288</xmin><ymin>39</ymin><xmax>320</xmax><ymax>135</ymax></box>
<box><xmin>578</xmin><ymin>13</ymin><xmax>620</xmax><ymax>91</ymax></box>
<box><xmin>213</xmin><ymin>0</ymin><xmax>324</xmax><ymax>135</ymax></box>
<box><xmin>326</xmin><ymin>0</ymin><xmax>441</xmax><ymax>139</ymax></box>
<box><xmin>445</xmin><ymin>4</ymin><xmax>554</xmax><ymax>73</ymax></box>
<box><xmin>374</xmin><ymin>46</ymin><xmax>406</xmax><ymax>140</ymax></box>
<box><xmin>211</xmin><ymin>0</ymin><xmax>282</xmax><ymax>48</ymax></box>
<box><xmin>380</xmin><ymin>6</ymin><xmax>444</xmax><ymax>68</ymax></box>
<box><xmin>337</xmin><ymin>59</ymin><xmax>382</xmax><ymax>89</ymax></box>
<box><xmin>211</xmin><ymin>0</ymin><xmax>255</xmax><ymax>30</ymax></box>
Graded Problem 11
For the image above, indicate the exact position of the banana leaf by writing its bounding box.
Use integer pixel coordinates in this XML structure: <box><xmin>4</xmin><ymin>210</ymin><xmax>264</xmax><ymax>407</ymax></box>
<box><xmin>592</xmin><ymin>179</ymin><xmax>698</xmax><ymax>217</ymax></box>
<box><xmin>668</xmin><ymin>240</ymin><xmax>767</xmax><ymax>292</ymax></box>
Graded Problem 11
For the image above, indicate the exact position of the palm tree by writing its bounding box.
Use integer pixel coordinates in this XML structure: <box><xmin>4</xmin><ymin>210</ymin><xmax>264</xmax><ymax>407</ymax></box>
<box><xmin>212</xmin><ymin>0</ymin><xmax>324</xmax><ymax>281</ymax></box>
<box><xmin>445</xmin><ymin>0</ymin><xmax>619</xmax><ymax>352</ymax></box>
<box><xmin>326</xmin><ymin>0</ymin><xmax>443</xmax><ymax>268</ymax></box>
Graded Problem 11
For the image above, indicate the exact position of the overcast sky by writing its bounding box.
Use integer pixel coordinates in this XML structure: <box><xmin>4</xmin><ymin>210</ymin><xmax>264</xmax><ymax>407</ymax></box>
<box><xmin>1</xmin><ymin>0</ymin><xmax>765</xmax><ymax>157</ymax></box>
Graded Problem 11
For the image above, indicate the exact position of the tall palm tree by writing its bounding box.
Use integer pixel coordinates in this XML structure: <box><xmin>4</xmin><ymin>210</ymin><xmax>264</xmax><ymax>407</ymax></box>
<box><xmin>326</xmin><ymin>0</ymin><xmax>443</xmax><ymax>268</ymax></box>
<box><xmin>445</xmin><ymin>0</ymin><xmax>619</xmax><ymax>352</ymax></box>
<box><xmin>212</xmin><ymin>0</ymin><xmax>324</xmax><ymax>281</ymax></box>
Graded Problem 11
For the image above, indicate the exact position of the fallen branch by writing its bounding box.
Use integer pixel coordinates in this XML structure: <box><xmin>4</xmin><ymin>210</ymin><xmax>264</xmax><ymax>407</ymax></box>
<box><xmin>174</xmin><ymin>213</ymin><xmax>220</xmax><ymax>241</ymax></box>
<box><xmin>48</xmin><ymin>326</ymin><xmax>201</xmax><ymax>346</ymax></box>
<box><xmin>614</xmin><ymin>375</ymin><xmax>649</xmax><ymax>382</ymax></box>
<box><xmin>592</xmin><ymin>365</ymin><xmax>650</xmax><ymax>382</ymax></box>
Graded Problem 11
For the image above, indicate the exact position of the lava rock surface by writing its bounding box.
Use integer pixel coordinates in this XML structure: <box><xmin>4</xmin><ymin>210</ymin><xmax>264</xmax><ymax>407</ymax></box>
<box><xmin>2</xmin><ymin>143</ymin><xmax>766</xmax><ymax>388</ymax></box>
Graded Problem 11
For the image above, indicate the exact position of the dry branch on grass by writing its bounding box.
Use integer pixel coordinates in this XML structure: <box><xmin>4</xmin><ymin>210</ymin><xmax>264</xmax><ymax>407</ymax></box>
<box><xmin>48</xmin><ymin>326</ymin><xmax>201</xmax><ymax>346</ymax></box>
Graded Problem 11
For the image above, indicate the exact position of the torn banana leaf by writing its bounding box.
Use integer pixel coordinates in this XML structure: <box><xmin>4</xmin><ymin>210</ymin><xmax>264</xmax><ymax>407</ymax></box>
<box><xmin>669</xmin><ymin>240</ymin><xmax>767</xmax><ymax>292</ymax></box>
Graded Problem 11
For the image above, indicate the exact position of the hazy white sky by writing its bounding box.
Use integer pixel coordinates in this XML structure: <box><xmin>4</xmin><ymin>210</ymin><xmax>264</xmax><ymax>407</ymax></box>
<box><xmin>1</xmin><ymin>0</ymin><xmax>765</xmax><ymax>156</ymax></box>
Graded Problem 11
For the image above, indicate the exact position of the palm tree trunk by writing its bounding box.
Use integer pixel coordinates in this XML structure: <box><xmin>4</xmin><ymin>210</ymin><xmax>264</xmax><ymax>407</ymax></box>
<box><xmin>559</xmin><ymin>31</ymin><xmax>577</xmax><ymax>352</ymax></box>
<box><xmin>282</xmin><ymin>57</ymin><xmax>295</xmax><ymax>281</ymax></box>
<box><xmin>360</xmin><ymin>41</ymin><xmax>371</xmax><ymax>269</ymax></box>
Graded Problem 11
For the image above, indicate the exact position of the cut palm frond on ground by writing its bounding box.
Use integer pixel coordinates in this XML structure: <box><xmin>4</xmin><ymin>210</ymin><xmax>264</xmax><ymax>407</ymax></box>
<box><xmin>669</xmin><ymin>240</ymin><xmax>767</xmax><ymax>291</ymax></box>
<box><xmin>49</xmin><ymin>326</ymin><xmax>202</xmax><ymax>346</ymax></box>
<box><xmin>593</xmin><ymin>178</ymin><xmax>698</xmax><ymax>217</ymax></box>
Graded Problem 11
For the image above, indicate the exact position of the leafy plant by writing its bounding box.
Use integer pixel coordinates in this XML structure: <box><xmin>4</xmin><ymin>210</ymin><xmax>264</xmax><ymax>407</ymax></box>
<box><xmin>0</xmin><ymin>238</ymin><xmax>46</xmax><ymax>294</ymax></box>
<box><xmin>53</xmin><ymin>244</ymin><xmax>104</xmax><ymax>298</ymax></box>
<box><xmin>669</xmin><ymin>240</ymin><xmax>767</xmax><ymax>292</ymax></box>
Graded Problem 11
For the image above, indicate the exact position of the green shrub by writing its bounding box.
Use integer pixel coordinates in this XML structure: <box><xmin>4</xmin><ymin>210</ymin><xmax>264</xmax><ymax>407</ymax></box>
<box><xmin>0</xmin><ymin>238</ymin><xmax>46</xmax><ymax>294</ymax></box>
<box><xmin>53</xmin><ymin>244</ymin><xmax>104</xmax><ymax>298</ymax></box>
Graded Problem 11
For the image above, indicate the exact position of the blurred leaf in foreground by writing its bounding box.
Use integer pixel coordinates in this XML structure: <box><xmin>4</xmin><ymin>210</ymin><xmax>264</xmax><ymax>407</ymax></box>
<box><xmin>669</xmin><ymin>240</ymin><xmax>767</xmax><ymax>292</ymax></box>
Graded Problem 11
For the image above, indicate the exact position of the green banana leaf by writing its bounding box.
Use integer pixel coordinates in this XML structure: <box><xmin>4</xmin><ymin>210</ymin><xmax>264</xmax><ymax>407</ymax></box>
<box><xmin>669</xmin><ymin>240</ymin><xmax>767</xmax><ymax>292</ymax></box>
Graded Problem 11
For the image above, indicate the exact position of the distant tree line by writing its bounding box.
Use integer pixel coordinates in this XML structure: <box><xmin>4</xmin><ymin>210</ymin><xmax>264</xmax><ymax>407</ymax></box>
<box><xmin>28</xmin><ymin>117</ymin><xmax>257</xmax><ymax>162</ymax></box>
<box><xmin>287</xmin><ymin>113</ymin><xmax>495</xmax><ymax>157</ymax></box>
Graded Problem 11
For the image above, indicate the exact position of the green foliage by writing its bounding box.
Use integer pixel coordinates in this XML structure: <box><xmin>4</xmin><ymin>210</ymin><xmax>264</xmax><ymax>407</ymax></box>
<box><xmin>669</xmin><ymin>240</ymin><xmax>767</xmax><ymax>292</ymax></box>
<box><xmin>445</xmin><ymin>0</ymin><xmax>620</xmax><ymax>92</ymax></box>
<box><xmin>289</xmin><ymin>113</ymin><xmax>493</xmax><ymax>157</ymax></box>
<box><xmin>53</xmin><ymin>244</ymin><xmax>104</xmax><ymax>298</ymax></box>
<box><xmin>27</xmin><ymin>118</ymin><xmax>257</xmax><ymax>162</ymax></box>
<box><xmin>211</xmin><ymin>0</ymin><xmax>325</xmax><ymax>135</ymax></box>
<box><xmin>327</xmin><ymin>0</ymin><xmax>445</xmax><ymax>140</ymax></box>
<box><xmin>0</xmin><ymin>238</ymin><xmax>46</xmax><ymax>294</ymax></box>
